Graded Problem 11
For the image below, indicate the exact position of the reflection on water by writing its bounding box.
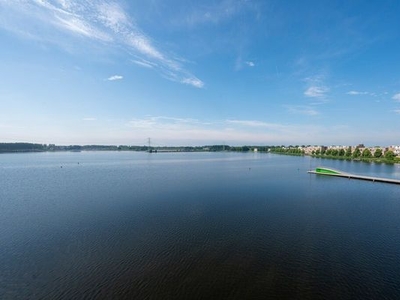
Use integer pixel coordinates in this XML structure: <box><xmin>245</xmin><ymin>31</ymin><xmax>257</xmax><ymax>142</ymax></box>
<box><xmin>1</xmin><ymin>152</ymin><xmax>400</xmax><ymax>299</ymax></box>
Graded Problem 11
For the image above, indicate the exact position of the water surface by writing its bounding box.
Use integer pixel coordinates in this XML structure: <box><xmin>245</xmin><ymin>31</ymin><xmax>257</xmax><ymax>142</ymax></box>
<box><xmin>1</xmin><ymin>152</ymin><xmax>400</xmax><ymax>299</ymax></box>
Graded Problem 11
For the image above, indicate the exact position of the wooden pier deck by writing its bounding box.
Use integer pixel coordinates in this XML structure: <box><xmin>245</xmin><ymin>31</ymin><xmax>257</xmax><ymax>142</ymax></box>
<box><xmin>308</xmin><ymin>167</ymin><xmax>400</xmax><ymax>185</ymax></box>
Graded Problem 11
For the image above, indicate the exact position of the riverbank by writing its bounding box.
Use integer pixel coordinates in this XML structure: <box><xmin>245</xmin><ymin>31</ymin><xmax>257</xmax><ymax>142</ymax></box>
<box><xmin>309</xmin><ymin>154</ymin><xmax>400</xmax><ymax>164</ymax></box>
<box><xmin>269</xmin><ymin>150</ymin><xmax>400</xmax><ymax>164</ymax></box>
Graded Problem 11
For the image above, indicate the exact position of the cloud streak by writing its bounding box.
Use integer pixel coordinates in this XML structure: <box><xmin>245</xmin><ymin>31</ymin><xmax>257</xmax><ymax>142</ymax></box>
<box><xmin>392</xmin><ymin>93</ymin><xmax>400</xmax><ymax>102</ymax></box>
<box><xmin>179</xmin><ymin>0</ymin><xmax>252</xmax><ymax>26</ymax></box>
<box><xmin>225</xmin><ymin>120</ymin><xmax>281</xmax><ymax>128</ymax></box>
<box><xmin>123</xmin><ymin>115</ymin><xmax>352</xmax><ymax>145</ymax></box>
<box><xmin>285</xmin><ymin>105</ymin><xmax>319</xmax><ymax>116</ymax></box>
<box><xmin>347</xmin><ymin>90</ymin><xmax>369</xmax><ymax>95</ymax></box>
<box><xmin>107</xmin><ymin>75</ymin><xmax>123</xmax><ymax>81</ymax></box>
<box><xmin>0</xmin><ymin>0</ymin><xmax>203</xmax><ymax>88</ymax></box>
<box><xmin>304</xmin><ymin>86</ymin><xmax>329</xmax><ymax>98</ymax></box>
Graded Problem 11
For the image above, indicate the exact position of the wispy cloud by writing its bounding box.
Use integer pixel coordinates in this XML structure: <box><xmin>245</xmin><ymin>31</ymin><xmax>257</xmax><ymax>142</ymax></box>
<box><xmin>304</xmin><ymin>86</ymin><xmax>329</xmax><ymax>98</ymax></box>
<box><xmin>83</xmin><ymin>117</ymin><xmax>96</xmax><ymax>121</ymax></box>
<box><xmin>107</xmin><ymin>75</ymin><xmax>123</xmax><ymax>81</ymax></box>
<box><xmin>392</xmin><ymin>93</ymin><xmax>400</xmax><ymax>102</ymax></box>
<box><xmin>225</xmin><ymin>120</ymin><xmax>280</xmax><ymax>128</ymax></box>
<box><xmin>181</xmin><ymin>77</ymin><xmax>205</xmax><ymax>88</ymax></box>
<box><xmin>128</xmin><ymin>116</ymin><xmax>202</xmax><ymax>130</ymax></box>
<box><xmin>0</xmin><ymin>0</ymin><xmax>203</xmax><ymax>88</ymax></box>
<box><xmin>347</xmin><ymin>91</ymin><xmax>369</xmax><ymax>95</ymax></box>
<box><xmin>124</xmin><ymin>116</ymin><xmax>330</xmax><ymax>145</ymax></box>
<box><xmin>285</xmin><ymin>105</ymin><xmax>319</xmax><ymax>116</ymax></box>
<box><xmin>179</xmin><ymin>0</ymin><xmax>252</xmax><ymax>26</ymax></box>
<box><xmin>128</xmin><ymin>116</ymin><xmax>286</xmax><ymax>133</ymax></box>
<box><xmin>303</xmin><ymin>75</ymin><xmax>329</xmax><ymax>99</ymax></box>
<box><xmin>393</xmin><ymin>110</ymin><xmax>400</xmax><ymax>114</ymax></box>
<box><xmin>235</xmin><ymin>57</ymin><xmax>256</xmax><ymax>71</ymax></box>
<box><xmin>132</xmin><ymin>59</ymin><xmax>156</xmax><ymax>69</ymax></box>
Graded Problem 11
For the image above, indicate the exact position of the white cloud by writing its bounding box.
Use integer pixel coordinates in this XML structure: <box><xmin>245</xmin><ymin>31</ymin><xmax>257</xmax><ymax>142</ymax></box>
<box><xmin>107</xmin><ymin>75</ymin><xmax>123</xmax><ymax>81</ymax></box>
<box><xmin>392</xmin><ymin>93</ymin><xmax>400</xmax><ymax>101</ymax></box>
<box><xmin>304</xmin><ymin>86</ymin><xmax>329</xmax><ymax>98</ymax></box>
<box><xmin>181</xmin><ymin>77</ymin><xmax>205</xmax><ymax>88</ymax></box>
<box><xmin>128</xmin><ymin>118</ymin><xmax>157</xmax><ymax>129</ymax></box>
<box><xmin>127</xmin><ymin>116</ymin><xmax>204</xmax><ymax>132</ymax></box>
<box><xmin>225</xmin><ymin>120</ymin><xmax>280</xmax><ymax>128</ymax></box>
<box><xmin>176</xmin><ymin>0</ymin><xmax>260</xmax><ymax>28</ymax></box>
<box><xmin>394</xmin><ymin>110</ymin><xmax>400</xmax><ymax>114</ymax></box>
<box><xmin>54</xmin><ymin>15</ymin><xmax>105</xmax><ymax>40</ymax></box>
<box><xmin>0</xmin><ymin>0</ymin><xmax>203</xmax><ymax>88</ymax></box>
<box><xmin>132</xmin><ymin>59</ymin><xmax>156</xmax><ymax>69</ymax></box>
<box><xmin>83</xmin><ymin>117</ymin><xmax>96</xmax><ymax>121</ymax></box>
<box><xmin>245</xmin><ymin>61</ymin><xmax>255</xmax><ymax>67</ymax></box>
<box><xmin>97</xmin><ymin>2</ymin><xmax>130</xmax><ymax>31</ymax></box>
<box><xmin>124</xmin><ymin>116</ymin><xmax>330</xmax><ymax>145</ymax></box>
<box><xmin>303</xmin><ymin>75</ymin><xmax>326</xmax><ymax>84</ymax></box>
<box><xmin>285</xmin><ymin>105</ymin><xmax>319</xmax><ymax>116</ymax></box>
<box><xmin>126</xmin><ymin>33</ymin><xmax>165</xmax><ymax>61</ymax></box>
<box><xmin>347</xmin><ymin>91</ymin><xmax>369</xmax><ymax>95</ymax></box>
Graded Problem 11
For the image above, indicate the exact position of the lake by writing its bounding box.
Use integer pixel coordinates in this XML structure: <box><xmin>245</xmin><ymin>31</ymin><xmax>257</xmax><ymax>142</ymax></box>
<box><xmin>1</xmin><ymin>151</ymin><xmax>400</xmax><ymax>299</ymax></box>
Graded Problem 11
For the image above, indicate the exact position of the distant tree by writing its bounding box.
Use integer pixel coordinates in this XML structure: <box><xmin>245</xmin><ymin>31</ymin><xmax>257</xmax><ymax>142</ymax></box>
<box><xmin>374</xmin><ymin>148</ymin><xmax>383</xmax><ymax>158</ymax></box>
<box><xmin>338</xmin><ymin>149</ymin><xmax>345</xmax><ymax>156</ymax></box>
<box><xmin>345</xmin><ymin>146</ymin><xmax>352</xmax><ymax>157</ymax></box>
<box><xmin>331</xmin><ymin>149</ymin><xmax>339</xmax><ymax>156</ymax></box>
<box><xmin>353</xmin><ymin>148</ymin><xmax>361</xmax><ymax>158</ymax></box>
<box><xmin>0</xmin><ymin>143</ymin><xmax>46</xmax><ymax>152</ymax></box>
<box><xmin>242</xmin><ymin>146</ymin><xmax>250</xmax><ymax>152</ymax></box>
<box><xmin>385</xmin><ymin>150</ymin><xmax>395</xmax><ymax>161</ymax></box>
<box><xmin>362</xmin><ymin>148</ymin><xmax>372</xmax><ymax>158</ymax></box>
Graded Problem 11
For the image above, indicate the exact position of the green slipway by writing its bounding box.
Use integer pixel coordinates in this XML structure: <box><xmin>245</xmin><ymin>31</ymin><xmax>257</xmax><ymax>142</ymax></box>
<box><xmin>314</xmin><ymin>167</ymin><xmax>342</xmax><ymax>175</ymax></box>
<box><xmin>308</xmin><ymin>167</ymin><xmax>400</xmax><ymax>185</ymax></box>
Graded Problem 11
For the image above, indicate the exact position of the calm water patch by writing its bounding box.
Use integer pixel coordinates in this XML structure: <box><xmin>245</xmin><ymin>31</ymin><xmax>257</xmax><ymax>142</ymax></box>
<box><xmin>1</xmin><ymin>152</ymin><xmax>400</xmax><ymax>299</ymax></box>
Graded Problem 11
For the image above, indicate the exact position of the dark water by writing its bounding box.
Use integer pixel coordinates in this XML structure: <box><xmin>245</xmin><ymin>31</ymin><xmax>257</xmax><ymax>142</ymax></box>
<box><xmin>1</xmin><ymin>152</ymin><xmax>400</xmax><ymax>299</ymax></box>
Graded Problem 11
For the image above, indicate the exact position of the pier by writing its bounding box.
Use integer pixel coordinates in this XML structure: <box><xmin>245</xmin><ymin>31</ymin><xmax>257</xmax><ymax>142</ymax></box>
<box><xmin>308</xmin><ymin>167</ymin><xmax>400</xmax><ymax>185</ymax></box>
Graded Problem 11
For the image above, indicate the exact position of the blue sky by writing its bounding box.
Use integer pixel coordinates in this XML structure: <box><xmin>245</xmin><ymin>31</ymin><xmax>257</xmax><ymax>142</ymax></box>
<box><xmin>1</xmin><ymin>0</ymin><xmax>400</xmax><ymax>146</ymax></box>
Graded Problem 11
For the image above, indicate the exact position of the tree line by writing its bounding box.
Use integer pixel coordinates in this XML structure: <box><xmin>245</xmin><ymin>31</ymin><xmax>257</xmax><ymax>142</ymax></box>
<box><xmin>312</xmin><ymin>146</ymin><xmax>396</xmax><ymax>161</ymax></box>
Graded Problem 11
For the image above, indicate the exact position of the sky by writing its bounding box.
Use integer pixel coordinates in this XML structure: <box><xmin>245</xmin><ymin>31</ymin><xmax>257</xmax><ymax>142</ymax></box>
<box><xmin>1</xmin><ymin>0</ymin><xmax>400</xmax><ymax>146</ymax></box>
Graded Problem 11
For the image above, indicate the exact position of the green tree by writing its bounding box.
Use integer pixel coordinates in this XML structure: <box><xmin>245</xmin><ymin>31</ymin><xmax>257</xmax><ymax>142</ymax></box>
<box><xmin>385</xmin><ymin>150</ymin><xmax>395</xmax><ymax>161</ymax></box>
<box><xmin>345</xmin><ymin>146</ymin><xmax>352</xmax><ymax>157</ymax></box>
<box><xmin>353</xmin><ymin>148</ymin><xmax>361</xmax><ymax>158</ymax></box>
<box><xmin>339</xmin><ymin>149</ymin><xmax>345</xmax><ymax>156</ymax></box>
<box><xmin>362</xmin><ymin>148</ymin><xmax>372</xmax><ymax>158</ymax></box>
<box><xmin>374</xmin><ymin>148</ymin><xmax>382</xmax><ymax>158</ymax></box>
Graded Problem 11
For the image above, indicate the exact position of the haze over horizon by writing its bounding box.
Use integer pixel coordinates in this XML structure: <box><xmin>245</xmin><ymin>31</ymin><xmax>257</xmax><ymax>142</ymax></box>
<box><xmin>1</xmin><ymin>0</ymin><xmax>400</xmax><ymax>146</ymax></box>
